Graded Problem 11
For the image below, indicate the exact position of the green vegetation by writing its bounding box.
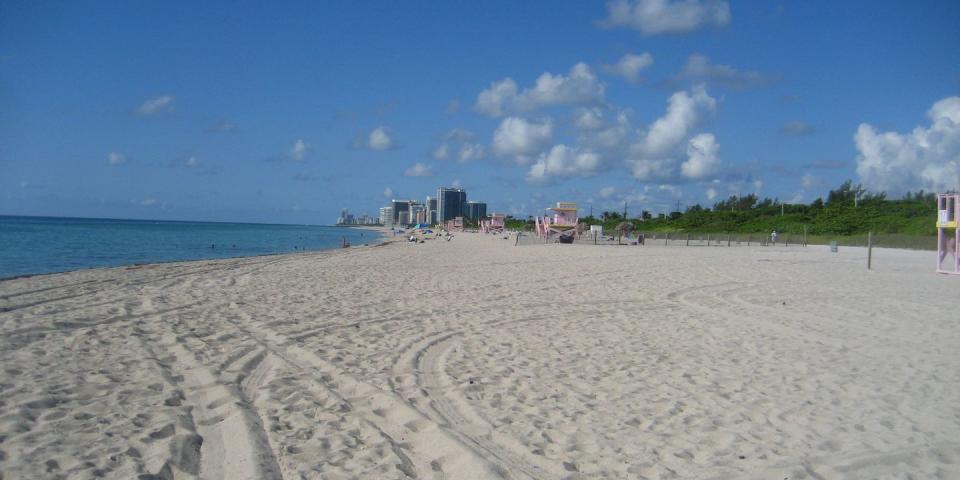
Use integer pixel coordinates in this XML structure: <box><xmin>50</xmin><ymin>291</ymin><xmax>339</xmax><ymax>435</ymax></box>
<box><xmin>504</xmin><ymin>181</ymin><xmax>945</xmax><ymax>248</ymax></box>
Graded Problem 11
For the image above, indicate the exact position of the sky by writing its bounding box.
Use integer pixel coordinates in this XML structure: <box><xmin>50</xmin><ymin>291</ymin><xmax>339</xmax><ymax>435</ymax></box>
<box><xmin>1</xmin><ymin>0</ymin><xmax>959</xmax><ymax>224</ymax></box>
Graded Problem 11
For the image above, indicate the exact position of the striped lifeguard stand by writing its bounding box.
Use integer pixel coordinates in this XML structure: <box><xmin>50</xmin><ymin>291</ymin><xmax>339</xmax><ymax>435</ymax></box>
<box><xmin>480</xmin><ymin>213</ymin><xmax>505</xmax><ymax>234</ymax></box>
<box><xmin>534</xmin><ymin>202</ymin><xmax>578</xmax><ymax>238</ymax></box>
<box><xmin>937</xmin><ymin>193</ymin><xmax>959</xmax><ymax>274</ymax></box>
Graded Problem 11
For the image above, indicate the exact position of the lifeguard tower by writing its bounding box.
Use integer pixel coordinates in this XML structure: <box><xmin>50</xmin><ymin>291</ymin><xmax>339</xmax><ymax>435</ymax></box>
<box><xmin>480</xmin><ymin>213</ymin><xmax>505</xmax><ymax>234</ymax></box>
<box><xmin>937</xmin><ymin>193</ymin><xmax>959</xmax><ymax>274</ymax></box>
<box><xmin>445</xmin><ymin>216</ymin><xmax>464</xmax><ymax>233</ymax></box>
<box><xmin>534</xmin><ymin>202</ymin><xmax>578</xmax><ymax>239</ymax></box>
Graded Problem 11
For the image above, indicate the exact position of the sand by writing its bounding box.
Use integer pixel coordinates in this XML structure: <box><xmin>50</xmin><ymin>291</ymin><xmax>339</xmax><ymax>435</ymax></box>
<box><xmin>1</xmin><ymin>232</ymin><xmax>959</xmax><ymax>479</ymax></box>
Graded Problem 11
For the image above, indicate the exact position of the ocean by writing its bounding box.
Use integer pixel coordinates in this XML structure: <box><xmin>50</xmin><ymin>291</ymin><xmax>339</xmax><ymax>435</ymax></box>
<box><xmin>0</xmin><ymin>215</ymin><xmax>382</xmax><ymax>279</ymax></box>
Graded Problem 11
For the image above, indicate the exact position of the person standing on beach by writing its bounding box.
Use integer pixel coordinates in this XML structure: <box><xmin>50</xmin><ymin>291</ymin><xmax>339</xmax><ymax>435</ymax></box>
<box><xmin>771</xmin><ymin>230</ymin><xmax>778</xmax><ymax>244</ymax></box>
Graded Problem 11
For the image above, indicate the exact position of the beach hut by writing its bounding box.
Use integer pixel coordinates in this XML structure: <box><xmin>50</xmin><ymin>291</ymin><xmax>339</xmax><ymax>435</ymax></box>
<box><xmin>936</xmin><ymin>193</ymin><xmax>959</xmax><ymax>274</ymax></box>
<box><xmin>535</xmin><ymin>202</ymin><xmax>578</xmax><ymax>239</ymax></box>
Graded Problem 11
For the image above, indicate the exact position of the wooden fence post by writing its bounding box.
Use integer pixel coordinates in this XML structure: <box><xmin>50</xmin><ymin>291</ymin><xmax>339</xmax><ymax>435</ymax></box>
<box><xmin>867</xmin><ymin>231</ymin><xmax>873</xmax><ymax>270</ymax></box>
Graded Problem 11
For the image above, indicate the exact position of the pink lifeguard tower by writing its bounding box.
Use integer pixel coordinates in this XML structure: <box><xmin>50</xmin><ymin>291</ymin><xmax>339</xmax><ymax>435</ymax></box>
<box><xmin>534</xmin><ymin>202</ymin><xmax>578</xmax><ymax>238</ymax></box>
<box><xmin>445</xmin><ymin>216</ymin><xmax>464</xmax><ymax>233</ymax></box>
<box><xmin>936</xmin><ymin>193</ymin><xmax>959</xmax><ymax>274</ymax></box>
<box><xmin>480</xmin><ymin>213</ymin><xmax>505</xmax><ymax>234</ymax></box>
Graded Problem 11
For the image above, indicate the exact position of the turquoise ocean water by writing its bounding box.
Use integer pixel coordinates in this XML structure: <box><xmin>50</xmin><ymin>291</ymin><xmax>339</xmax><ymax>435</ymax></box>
<box><xmin>0</xmin><ymin>216</ymin><xmax>382</xmax><ymax>279</ymax></box>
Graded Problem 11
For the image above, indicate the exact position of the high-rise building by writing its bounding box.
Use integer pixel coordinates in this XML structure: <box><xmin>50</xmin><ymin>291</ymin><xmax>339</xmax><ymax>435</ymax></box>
<box><xmin>379</xmin><ymin>206</ymin><xmax>394</xmax><ymax>226</ymax></box>
<box><xmin>425</xmin><ymin>196</ymin><xmax>438</xmax><ymax>225</ymax></box>
<box><xmin>409</xmin><ymin>203</ymin><xmax>426</xmax><ymax>224</ymax></box>
<box><xmin>398</xmin><ymin>210</ymin><xmax>410</xmax><ymax>226</ymax></box>
<box><xmin>465</xmin><ymin>201</ymin><xmax>487</xmax><ymax>220</ymax></box>
<box><xmin>390</xmin><ymin>199</ymin><xmax>410</xmax><ymax>223</ymax></box>
<box><xmin>437</xmin><ymin>187</ymin><xmax>467</xmax><ymax>222</ymax></box>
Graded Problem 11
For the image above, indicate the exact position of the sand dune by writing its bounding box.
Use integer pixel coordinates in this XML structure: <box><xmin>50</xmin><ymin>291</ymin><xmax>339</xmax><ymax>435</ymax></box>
<box><xmin>1</xmin><ymin>233</ymin><xmax>959</xmax><ymax>479</ymax></box>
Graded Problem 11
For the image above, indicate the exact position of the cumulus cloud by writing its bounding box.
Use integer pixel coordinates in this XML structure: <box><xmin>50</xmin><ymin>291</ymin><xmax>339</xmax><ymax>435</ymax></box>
<box><xmin>575</xmin><ymin>108</ymin><xmax>605</xmax><ymax>130</ymax></box>
<box><xmin>706</xmin><ymin>187</ymin><xmax>718</xmax><ymax>200</ymax></box>
<box><xmin>599</xmin><ymin>0</ymin><xmax>730</xmax><ymax>36</ymax></box>
<box><xmin>599</xmin><ymin>186</ymin><xmax>617</xmax><ymax>198</ymax></box>
<box><xmin>136</xmin><ymin>95</ymin><xmax>175</xmax><ymax>115</ymax></box>
<box><xmin>383</xmin><ymin>187</ymin><xmax>394</xmax><ymax>198</ymax></box>
<box><xmin>475</xmin><ymin>63</ymin><xmax>604</xmax><ymax>117</ymax></box>
<box><xmin>493</xmin><ymin>117</ymin><xmax>553</xmax><ymax>163</ymax></box>
<box><xmin>404</xmin><ymin>162</ymin><xmax>433</xmax><ymax>177</ymax></box>
<box><xmin>457</xmin><ymin>144</ymin><xmax>485</xmax><ymax>163</ymax></box>
<box><xmin>854</xmin><ymin>96</ymin><xmax>960</xmax><ymax>196</ymax></box>
<box><xmin>781</xmin><ymin>121</ymin><xmax>815</xmax><ymax>136</ymax></box>
<box><xmin>680</xmin><ymin>133</ymin><xmax>720</xmax><ymax>179</ymax></box>
<box><xmin>289</xmin><ymin>139</ymin><xmax>311</xmax><ymax>161</ymax></box>
<box><xmin>434</xmin><ymin>129</ymin><xmax>483</xmax><ymax>163</ymax></box>
<box><xmin>643</xmin><ymin>85</ymin><xmax>716</xmax><ymax>156</ymax></box>
<box><xmin>627</xmin><ymin>85</ymin><xmax>717</xmax><ymax>180</ymax></box>
<box><xmin>526</xmin><ymin>145</ymin><xmax>602</xmax><ymax>184</ymax></box>
<box><xmin>368</xmin><ymin>127</ymin><xmax>394</xmax><ymax>150</ymax></box>
<box><xmin>185</xmin><ymin>156</ymin><xmax>199</xmax><ymax>168</ymax></box>
<box><xmin>603</xmin><ymin>52</ymin><xmax>654</xmax><ymax>83</ymax></box>
<box><xmin>676</xmin><ymin>54</ymin><xmax>778</xmax><ymax>90</ymax></box>
<box><xmin>433</xmin><ymin>144</ymin><xmax>449</xmax><ymax>160</ymax></box>
<box><xmin>107</xmin><ymin>152</ymin><xmax>127</xmax><ymax>165</ymax></box>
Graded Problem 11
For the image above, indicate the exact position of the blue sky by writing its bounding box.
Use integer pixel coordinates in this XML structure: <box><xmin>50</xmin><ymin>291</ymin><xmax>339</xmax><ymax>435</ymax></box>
<box><xmin>2</xmin><ymin>0</ymin><xmax>958</xmax><ymax>224</ymax></box>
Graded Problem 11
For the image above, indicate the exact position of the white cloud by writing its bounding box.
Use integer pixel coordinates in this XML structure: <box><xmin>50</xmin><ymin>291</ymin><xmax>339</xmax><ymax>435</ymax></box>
<box><xmin>451</xmin><ymin>179</ymin><xmax>463</xmax><ymax>188</ymax></box>
<box><xmin>368</xmin><ymin>127</ymin><xmax>394</xmax><ymax>150</ymax></box>
<box><xmin>855</xmin><ymin>96</ymin><xmax>960</xmax><ymax>196</ymax></box>
<box><xmin>383</xmin><ymin>187</ymin><xmax>394</xmax><ymax>198</ymax></box>
<box><xmin>677</xmin><ymin>54</ymin><xmax>777</xmax><ymax>90</ymax></box>
<box><xmin>526</xmin><ymin>145</ymin><xmax>601</xmax><ymax>184</ymax></box>
<box><xmin>680</xmin><ymin>133</ymin><xmax>720</xmax><ymax>179</ymax></box>
<box><xmin>493</xmin><ymin>117</ymin><xmax>553</xmax><ymax>163</ymax></box>
<box><xmin>136</xmin><ymin>95</ymin><xmax>175</xmax><ymax>115</ymax></box>
<box><xmin>627</xmin><ymin>85</ymin><xmax>717</xmax><ymax>180</ymax></box>
<box><xmin>289</xmin><ymin>139</ymin><xmax>311</xmax><ymax>161</ymax></box>
<box><xmin>706</xmin><ymin>187</ymin><xmax>717</xmax><ymax>200</ymax></box>
<box><xmin>603</xmin><ymin>52</ymin><xmax>654</xmax><ymax>83</ymax></box>
<box><xmin>643</xmin><ymin>85</ymin><xmax>716</xmax><ymax>156</ymax></box>
<box><xmin>185</xmin><ymin>156</ymin><xmax>199</xmax><ymax>168</ymax></box>
<box><xmin>444</xmin><ymin>128</ymin><xmax>474</xmax><ymax>141</ymax></box>
<box><xmin>475</xmin><ymin>63</ymin><xmax>604</xmax><ymax>117</ymax></box>
<box><xmin>575</xmin><ymin>108</ymin><xmax>605</xmax><ymax>130</ymax></box>
<box><xmin>600</xmin><ymin>0</ymin><xmax>730</xmax><ymax>36</ymax></box>
<box><xmin>599</xmin><ymin>186</ymin><xmax>617</xmax><ymax>198</ymax></box>
<box><xmin>404</xmin><ymin>162</ymin><xmax>433</xmax><ymax>177</ymax></box>
<box><xmin>432</xmin><ymin>144</ymin><xmax>449</xmax><ymax>160</ymax></box>
<box><xmin>457</xmin><ymin>143</ymin><xmax>485</xmax><ymax>163</ymax></box>
<box><xmin>140</xmin><ymin>198</ymin><xmax>158</xmax><ymax>206</ymax></box>
<box><xmin>107</xmin><ymin>152</ymin><xmax>127</xmax><ymax>165</ymax></box>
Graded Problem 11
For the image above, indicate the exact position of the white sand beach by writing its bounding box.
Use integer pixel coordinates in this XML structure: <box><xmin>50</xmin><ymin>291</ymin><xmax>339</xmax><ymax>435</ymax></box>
<box><xmin>1</xmin><ymin>233</ymin><xmax>959</xmax><ymax>479</ymax></box>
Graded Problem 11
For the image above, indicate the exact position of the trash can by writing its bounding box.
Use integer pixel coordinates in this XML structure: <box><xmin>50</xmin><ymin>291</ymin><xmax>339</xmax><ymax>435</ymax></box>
<box><xmin>830</xmin><ymin>241</ymin><xmax>838</xmax><ymax>253</ymax></box>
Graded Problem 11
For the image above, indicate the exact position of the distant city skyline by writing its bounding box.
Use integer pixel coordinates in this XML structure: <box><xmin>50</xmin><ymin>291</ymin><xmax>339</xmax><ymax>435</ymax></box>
<box><xmin>2</xmin><ymin>1</ymin><xmax>958</xmax><ymax>224</ymax></box>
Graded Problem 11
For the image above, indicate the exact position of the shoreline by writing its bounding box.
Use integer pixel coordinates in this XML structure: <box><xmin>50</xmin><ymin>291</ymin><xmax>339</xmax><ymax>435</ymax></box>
<box><xmin>0</xmin><ymin>228</ymin><xmax>393</xmax><ymax>283</ymax></box>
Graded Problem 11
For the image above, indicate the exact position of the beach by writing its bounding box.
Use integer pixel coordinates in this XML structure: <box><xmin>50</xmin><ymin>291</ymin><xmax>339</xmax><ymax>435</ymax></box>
<box><xmin>1</xmin><ymin>233</ymin><xmax>959</xmax><ymax>479</ymax></box>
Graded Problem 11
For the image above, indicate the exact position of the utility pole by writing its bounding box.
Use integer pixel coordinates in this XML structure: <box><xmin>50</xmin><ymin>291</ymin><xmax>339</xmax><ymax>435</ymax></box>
<box><xmin>623</xmin><ymin>201</ymin><xmax>627</xmax><ymax>219</ymax></box>
<box><xmin>781</xmin><ymin>203</ymin><xmax>784</xmax><ymax>216</ymax></box>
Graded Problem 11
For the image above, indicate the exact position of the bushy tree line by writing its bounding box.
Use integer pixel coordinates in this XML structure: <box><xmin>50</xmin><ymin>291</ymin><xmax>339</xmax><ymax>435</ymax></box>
<box><xmin>505</xmin><ymin>181</ymin><xmax>942</xmax><ymax>236</ymax></box>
